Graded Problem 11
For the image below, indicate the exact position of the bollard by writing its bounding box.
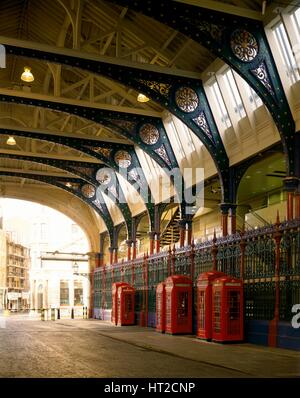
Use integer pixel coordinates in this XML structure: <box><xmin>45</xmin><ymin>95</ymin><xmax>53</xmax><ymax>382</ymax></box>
<box><xmin>41</xmin><ymin>309</ymin><xmax>45</xmax><ymax>321</ymax></box>
<box><xmin>71</xmin><ymin>308</ymin><xmax>74</xmax><ymax>319</ymax></box>
<box><xmin>51</xmin><ymin>308</ymin><xmax>55</xmax><ymax>321</ymax></box>
<box><xmin>57</xmin><ymin>308</ymin><xmax>60</xmax><ymax>320</ymax></box>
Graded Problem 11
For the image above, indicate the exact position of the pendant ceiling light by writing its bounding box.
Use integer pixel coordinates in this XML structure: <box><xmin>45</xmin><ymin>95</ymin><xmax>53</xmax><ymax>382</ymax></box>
<box><xmin>21</xmin><ymin>66</ymin><xmax>34</xmax><ymax>82</ymax></box>
<box><xmin>137</xmin><ymin>93</ymin><xmax>150</xmax><ymax>103</ymax></box>
<box><xmin>6</xmin><ymin>136</ymin><xmax>16</xmax><ymax>146</ymax></box>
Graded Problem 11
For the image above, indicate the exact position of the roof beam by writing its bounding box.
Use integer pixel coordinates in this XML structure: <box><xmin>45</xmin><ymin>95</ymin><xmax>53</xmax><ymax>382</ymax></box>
<box><xmin>172</xmin><ymin>0</ymin><xmax>263</xmax><ymax>20</ymax></box>
<box><xmin>0</xmin><ymin>148</ymin><xmax>101</xmax><ymax>163</ymax></box>
<box><xmin>0</xmin><ymin>85</ymin><xmax>160</xmax><ymax>118</ymax></box>
<box><xmin>0</xmin><ymin>35</ymin><xmax>202</xmax><ymax>79</ymax></box>
<box><xmin>0</xmin><ymin>167</ymin><xmax>72</xmax><ymax>178</ymax></box>
<box><xmin>0</xmin><ymin>119</ymin><xmax>130</xmax><ymax>145</ymax></box>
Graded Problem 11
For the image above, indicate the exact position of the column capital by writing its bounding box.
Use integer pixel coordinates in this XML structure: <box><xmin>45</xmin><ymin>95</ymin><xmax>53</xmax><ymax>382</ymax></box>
<box><xmin>283</xmin><ymin>176</ymin><xmax>299</xmax><ymax>192</ymax></box>
<box><xmin>148</xmin><ymin>231</ymin><xmax>156</xmax><ymax>239</ymax></box>
<box><xmin>178</xmin><ymin>219</ymin><xmax>187</xmax><ymax>229</ymax></box>
<box><xmin>219</xmin><ymin>203</ymin><xmax>232</xmax><ymax>214</ymax></box>
<box><xmin>230</xmin><ymin>204</ymin><xmax>237</xmax><ymax>215</ymax></box>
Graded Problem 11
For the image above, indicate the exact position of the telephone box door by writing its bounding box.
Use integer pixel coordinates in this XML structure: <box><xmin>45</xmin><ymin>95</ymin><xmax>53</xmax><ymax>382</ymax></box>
<box><xmin>112</xmin><ymin>282</ymin><xmax>128</xmax><ymax>325</ymax></box>
<box><xmin>117</xmin><ymin>285</ymin><xmax>135</xmax><ymax>326</ymax></box>
<box><xmin>212</xmin><ymin>277</ymin><xmax>243</xmax><ymax>342</ymax></box>
<box><xmin>197</xmin><ymin>271</ymin><xmax>225</xmax><ymax>340</ymax></box>
<box><xmin>165</xmin><ymin>275</ymin><xmax>192</xmax><ymax>334</ymax></box>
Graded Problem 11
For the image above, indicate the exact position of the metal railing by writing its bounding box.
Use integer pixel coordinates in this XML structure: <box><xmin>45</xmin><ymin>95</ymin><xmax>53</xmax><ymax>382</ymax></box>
<box><xmin>94</xmin><ymin>218</ymin><xmax>300</xmax><ymax>323</ymax></box>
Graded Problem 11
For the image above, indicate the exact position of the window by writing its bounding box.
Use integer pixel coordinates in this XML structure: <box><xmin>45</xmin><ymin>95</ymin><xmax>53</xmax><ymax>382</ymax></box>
<box><xmin>74</xmin><ymin>281</ymin><xmax>83</xmax><ymax>306</ymax></box>
<box><xmin>169</xmin><ymin>120</ymin><xmax>185</xmax><ymax>157</ymax></box>
<box><xmin>182</xmin><ymin>123</ymin><xmax>196</xmax><ymax>151</ymax></box>
<box><xmin>223</xmin><ymin>69</ymin><xmax>246</xmax><ymax>119</ymax></box>
<box><xmin>273</xmin><ymin>21</ymin><xmax>300</xmax><ymax>84</ymax></box>
<box><xmin>292</xmin><ymin>7</ymin><xmax>300</xmax><ymax>37</ymax></box>
<box><xmin>60</xmin><ymin>281</ymin><xmax>69</xmax><ymax>306</ymax></box>
<box><xmin>210</xmin><ymin>80</ymin><xmax>231</xmax><ymax>129</ymax></box>
<box><xmin>245</xmin><ymin>84</ymin><xmax>263</xmax><ymax>109</ymax></box>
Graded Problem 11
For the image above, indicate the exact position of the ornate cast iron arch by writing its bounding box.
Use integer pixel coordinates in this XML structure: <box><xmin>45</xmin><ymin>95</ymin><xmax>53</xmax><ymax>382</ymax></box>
<box><xmin>106</xmin><ymin>0</ymin><xmax>295</xmax><ymax>178</ymax></box>
<box><xmin>0</xmin><ymin>152</ymin><xmax>133</xmax><ymax>240</ymax></box>
<box><xmin>3</xmin><ymin>41</ymin><xmax>228</xmax><ymax>206</ymax></box>
<box><xmin>0</xmin><ymin>170</ymin><xmax>116</xmax><ymax>244</ymax></box>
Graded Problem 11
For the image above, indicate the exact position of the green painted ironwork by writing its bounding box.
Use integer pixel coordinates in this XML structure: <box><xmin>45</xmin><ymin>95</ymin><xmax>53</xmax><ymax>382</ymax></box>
<box><xmin>94</xmin><ymin>219</ymin><xmax>300</xmax><ymax>327</ymax></box>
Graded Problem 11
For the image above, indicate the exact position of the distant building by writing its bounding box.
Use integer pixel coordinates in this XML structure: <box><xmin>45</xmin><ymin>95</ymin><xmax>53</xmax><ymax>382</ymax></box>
<box><xmin>0</xmin><ymin>230</ymin><xmax>30</xmax><ymax>311</ymax></box>
<box><xmin>1</xmin><ymin>199</ymin><xmax>90</xmax><ymax>314</ymax></box>
<box><xmin>0</xmin><ymin>229</ymin><xmax>7</xmax><ymax>310</ymax></box>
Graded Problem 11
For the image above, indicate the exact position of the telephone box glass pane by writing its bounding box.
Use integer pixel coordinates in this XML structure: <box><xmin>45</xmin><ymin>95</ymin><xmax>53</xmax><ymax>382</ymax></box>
<box><xmin>157</xmin><ymin>292</ymin><xmax>161</xmax><ymax>325</ymax></box>
<box><xmin>125</xmin><ymin>293</ymin><xmax>132</xmax><ymax>320</ymax></box>
<box><xmin>198</xmin><ymin>291</ymin><xmax>205</xmax><ymax>329</ymax></box>
<box><xmin>228</xmin><ymin>290</ymin><xmax>240</xmax><ymax>335</ymax></box>
<box><xmin>213</xmin><ymin>291</ymin><xmax>221</xmax><ymax>333</ymax></box>
<box><xmin>166</xmin><ymin>292</ymin><xmax>171</xmax><ymax>326</ymax></box>
<box><xmin>177</xmin><ymin>291</ymin><xmax>188</xmax><ymax>324</ymax></box>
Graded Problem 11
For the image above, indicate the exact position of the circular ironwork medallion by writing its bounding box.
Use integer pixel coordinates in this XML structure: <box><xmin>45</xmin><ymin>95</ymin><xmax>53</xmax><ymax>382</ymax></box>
<box><xmin>96</xmin><ymin>169</ymin><xmax>112</xmax><ymax>185</ymax></box>
<box><xmin>175</xmin><ymin>87</ymin><xmax>199</xmax><ymax>113</ymax></box>
<box><xmin>81</xmin><ymin>184</ymin><xmax>96</xmax><ymax>198</ymax></box>
<box><xmin>230</xmin><ymin>29</ymin><xmax>258</xmax><ymax>62</ymax></box>
<box><xmin>114</xmin><ymin>150</ymin><xmax>132</xmax><ymax>168</ymax></box>
<box><xmin>139</xmin><ymin>123</ymin><xmax>159</xmax><ymax>145</ymax></box>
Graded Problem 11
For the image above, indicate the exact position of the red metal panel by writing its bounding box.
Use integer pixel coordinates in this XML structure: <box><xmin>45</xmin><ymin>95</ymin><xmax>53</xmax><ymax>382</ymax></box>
<box><xmin>111</xmin><ymin>282</ymin><xmax>128</xmax><ymax>325</ymax></box>
<box><xmin>196</xmin><ymin>271</ymin><xmax>225</xmax><ymax>340</ymax></box>
<box><xmin>164</xmin><ymin>275</ymin><xmax>192</xmax><ymax>334</ymax></box>
<box><xmin>117</xmin><ymin>284</ymin><xmax>135</xmax><ymax>326</ymax></box>
<box><xmin>212</xmin><ymin>276</ymin><xmax>244</xmax><ymax>342</ymax></box>
<box><xmin>156</xmin><ymin>282</ymin><xmax>166</xmax><ymax>333</ymax></box>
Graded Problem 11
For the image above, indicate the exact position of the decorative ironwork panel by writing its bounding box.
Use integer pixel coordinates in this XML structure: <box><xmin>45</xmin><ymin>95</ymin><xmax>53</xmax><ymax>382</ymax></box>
<box><xmin>154</xmin><ymin>145</ymin><xmax>171</xmax><ymax>167</ymax></box>
<box><xmin>113</xmin><ymin>264</ymin><xmax>122</xmax><ymax>283</ymax></box>
<box><xmin>244</xmin><ymin>281</ymin><xmax>275</xmax><ymax>320</ymax></box>
<box><xmin>139</xmin><ymin>123</ymin><xmax>160</xmax><ymax>145</ymax></box>
<box><xmin>280</xmin><ymin>228</ymin><xmax>300</xmax><ymax>276</ymax></box>
<box><xmin>123</xmin><ymin>262</ymin><xmax>133</xmax><ymax>285</ymax></box>
<box><xmin>138</xmin><ymin>79</ymin><xmax>172</xmax><ymax>97</ymax></box>
<box><xmin>230</xmin><ymin>29</ymin><xmax>258</xmax><ymax>62</ymax></box>
<box><xmin>193</xmin><ymin>111</ymin><xmax>214</xmax><ymax>143</ymax></box>
<box><xmin>175</xmin><ymin>87</ymin><xmax>199</xmax><ymax>113</ymax></box>
<box><xmin>93</xmin><ymin>270</ymin><xmax>102</xmax><ymax>309</ymax></box>
<box><xmin>81</xmin><ymin>184</ymin><xmax>96</xmax><ymax>199</ymax></box>
<box><xmin>114</xmin><ymin>150</ymin><xmax>132</xmax><ymax>168</ymax></box>
<box><xmin>148</xmin><ymin>254</ymin><xmax>169</xmax><ymax>288</ymax></box>
<box><xmin>217</xmin><ymin>242</ymin><xmax>240</xmax><ymax>277</ymax></box>
<box><xmin>133</xmin><ymin>260</ymin><xmax>145</xmax><ymax>312</ymax></box>
<box><xmin>104</xmin><ymin>267</ymin><xmax>112</xmax><ymax>310</ymax></box>
<box><xmin>194</xmin><ymin>245</ymin><xmax>213</xmax><ymax>279</ymax></box>
<box><xmin>250</xmin><ymin>61</ymin><xmax>275</xmax><ymax>96</ymax></box>
<box><xmin>244</xmin><ymin>236</ymin><xmax>275</xmax><ymax>279</ymax></box>
<box><xmin>174</xmin><ymin>250</ymin><xmax>191</xmax><ymax>276</ymax></box>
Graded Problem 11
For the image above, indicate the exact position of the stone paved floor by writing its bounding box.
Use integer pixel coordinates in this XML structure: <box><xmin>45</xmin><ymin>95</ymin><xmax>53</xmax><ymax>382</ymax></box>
<box><xmin>0</xmin><ymin>313</ymin><xmax>299</xmax><ymax>378</ymax></box>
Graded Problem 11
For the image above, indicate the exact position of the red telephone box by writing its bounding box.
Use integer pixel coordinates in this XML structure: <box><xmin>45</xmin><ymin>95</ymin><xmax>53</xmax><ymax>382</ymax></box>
<box><xmin>111</xmin><ymin>282</ymin><xmax>128</xmax><ymax>325</ymax></box>
<box><xmin>212</xmin><ymin>276</ymin><xmax>244</xmax><ymax>342</ymax></box>
<box><xmin>197</xmin><ymin>271</ymin><xmax>225</xmax><ymax>340</ymax></box>
<box><xmin>156</xmin><ymin>282</ymin><xmax>166</xmax><ymax>333</ymax></box>
<box><xmin>165</xmin><ymin>275</ymin><xmax>192</xmax><ymax>334</ymax></box>
<box><xmin>117</xmin><ymin>284</ymin><xmax>135</xmax><ymax>326</ymax></box>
